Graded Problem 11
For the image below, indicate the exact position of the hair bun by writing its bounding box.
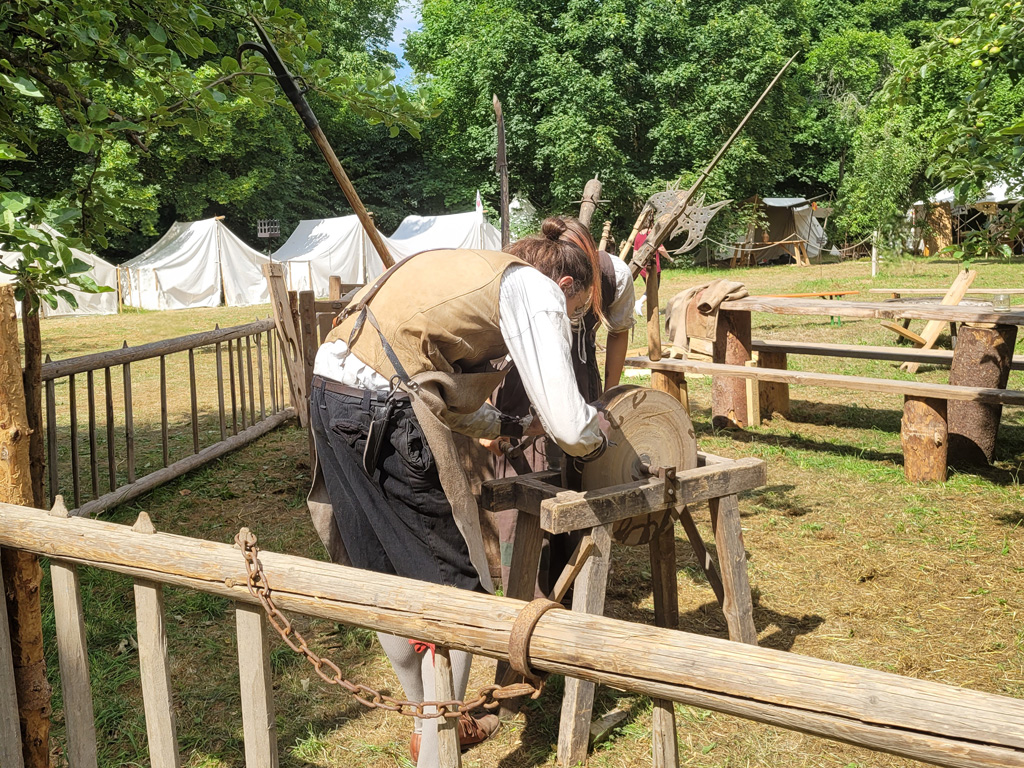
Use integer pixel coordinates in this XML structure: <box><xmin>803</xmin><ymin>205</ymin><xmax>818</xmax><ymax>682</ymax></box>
<box><xmin>541</xmin><ymin>217</ymin><xmax>567</xmax><ymax>241</ymax></box>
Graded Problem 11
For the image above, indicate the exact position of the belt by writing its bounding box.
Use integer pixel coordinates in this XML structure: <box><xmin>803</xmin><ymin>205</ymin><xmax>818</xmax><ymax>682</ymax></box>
<box><xmin>312</xmin><ymin>375</ymin><xmax>409</xmax><ymax>403</ymax></box>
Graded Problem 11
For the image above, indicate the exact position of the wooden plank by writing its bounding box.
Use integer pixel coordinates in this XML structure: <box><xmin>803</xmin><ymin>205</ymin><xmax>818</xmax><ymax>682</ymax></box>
<box><xmin>159</xmin><ymin>356</ymin><xmax>169</xmax><ymax>467</ymax></box>
<box><xmin>0</xmin><ymin>547</ymin><xmax>26</xmax><ymax>768</ymax></box>
<box><xmin>624</xmin><ymin>356</ymin><xmax>1024</xmax><ymax>407</ymax></box>
<box><xmin>880</xmin><ymin>320</ymin><xmax>929</xmax><ymax>345</ymax></box>
<box><xmin>45</xmin><ymin>376</ymin><xmax>58</xmax><ymax>504</ymax></box>
<box><xmin>901</xmin><ymin>270</ymin><xmax>977</xmax><ymax>373</ymax></box>
<box><xmin>719</xmin><ymin>296</ymin><xmax>1024</xmax><ymax>325</ymax></box>
<box><xmin>709</xmin><ymin>495</ymin><xmax>758</xmax><ymax>645</ymax></box>
<box><xmin>4</xmin><ymin>505</ymin><xmax>1024</xmax><ymax>768</ymax></box>
<box><xmin>712</xmin><ymin>304</ymin><xmax>751</xmax><ymax>429</ymax></box>
<box><xmin>434</xmin><ymin>648</ymin><xmax>462</xmax><ymax>768</ymax></box>
<box><xmin>123</xmin><ymin>360</ymin><xmax>135</xmax><ymax>484</ymax></box>
<box><xmin>40</xmin><ymin>320</ymin><xmax>275</xmax><ymax>380</ymax></box>
<box><xmin>236</xmin><ymin>336</ymin><xmax>248</xmax><ymax>430</ymax></box>
<box><xmin>558</xmin><ymin>523</ymin><xmax>613</xmax><ymax>768</ymax></box>
<box><xmin>255</xmin><ymin>331</ymin><xmax>266</xmax><ymax>422</ymax></box>
<box><xmin>317</xmin><ymin>313</ymin><xmax>333</xmax><ymax>346</ymax></box>
<box><xmin>132</xmin><ymin>512</ymin><xmax>180</xmax><ymax>768</ymax></box>
<box><xmin>298</xmin><ymin>291</ymin><xmax>317</xmax><ymax>405</ymax></box>
<box><xmin>235</xmin><ymin>603</ymin><xmax>279</xmax><ymax>768</ymax></box>
<box><xmin>87</xmin><ymin>370</ymin><xmax>99</xmax><ymax>499</ymax></box>
<box><xmin>104</xmin><ymin>367</ymin><xmax>115</xmax><ymax>492</ymax></box>
<box><xmin>549</xmin><ymin>535</ymin><xmax>594</xmax><ymax>604</ymax></box>
<box><xmin>216</xmin><ymin>338</ymin><xmax>227</xmax><ymax>441</ymax></box>
<box><xmin>649</xmin><ymin>527</ymin><xmax>680</xmax><ymax>768</ymax></box>
<box><xmin>751</xmin><ymin>339</ymin><xmax>1024</xmax><ymax>371</ymax></box>
<box><xmin>246</xmin><ymin>335</ymin><xmax>256</xmax><ymax>424</ymax></box>
<box><xmin>494</xmin><ymin>511</ymin><xmax>544</xmax><ymax>696</ymax></box>
<box><xmin>480</xmin><ymin>470</ymin><xmax>560</xmax><ymax>512</ymax></box>
<box><xmin>69</xmin><ymin>374</ymin><xmax>81</xmax><ymax>508</ymax></box>
<box><xmin>868</xmin><ymin>288</ymin><xmax>1024</xmax><ymax>295</ymax></box>
<box><xmin>744</xmin><ymin>360</ymin><xmax>761</xmax><ymax>427</ymax></box>
<box><xmin>228</xmin><ymin>339</ymin><xmax>238</xmax><ymax>435</ymax></box>
<box><xmin>188</xmin><ymin>349</ymin><xmax>199</xmax><ymax>454</ymax></box>
<box><xmin>50</xmin><ymin>499</ymin><xmax>98</xmax><ymax>768</ymax></box>
<box><xmin>539</xmin><ymin>459</ymin><xmax>767</xmax><ymax>535</ymax></box>
<box><xmin>677</xmin><ymin>505</ymin><xmax>725</xmax><ymax>606</ymax></box>
<box><xmin>267</xmin><ymin>330</ymin><xmax>278</xmax><ymax>414</ymax></box>
<box><xmin>263</xmin><ymin>264</ymin><xmax>309</xmax><ymax>427</ymax></box>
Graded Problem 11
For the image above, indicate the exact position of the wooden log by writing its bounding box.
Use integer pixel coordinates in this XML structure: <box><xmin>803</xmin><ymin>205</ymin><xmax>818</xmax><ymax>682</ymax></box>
<box><xmin>0</xmin><ymin>286</ymin><xmax>50</xmax><ymax>768</ymax></box>
<box><xmin>709</xmin><ymin>495</ymin><xmax>758</xmax><ymax>645</ymax></box>
<box><xmin>132</xmin><ymin>513</ymin><xmax>181</xmax><ymax>768</ymax></box>
<box><xmin>646</xmin><ymin>268</ymin><xmax>662</xmax><ymax>361</ymax></box>
<box><xmin>598</xmin><ymin>220</ymin><xmax>612</xmax><ymax>252</ymax></box>
<box><xmin>948</xmin><ymin>323</ymin><xmax>1018</xmax><ymax>467</ymax></box>
<box><xmin>901</xmin><ymin>397</ymin><xmax>947</xmax><ymax>483</ymax></box>
<box><xmin>549</xmin><ymin>534</ymin><xmax>594</xmax><ymax>604</ymax></box>
<box><xmin>3</xmin><ymin>505</ymin><xmax>1024</xmax><ymax>768</ymax></box>
<box><xmin>49</xmin><ymin>499</ymin><xmax>98</xmax><ymax>768</ymax></box>
<box><xmin>20</xmin><ymin>298</ymin><xmax>44</xmax><ymax>509</ymax></box>
<box><xmin>262</xmin><ymin>264</ymin><xmax>308</xmax><ymax>427</ymax></box>
<box><xmin>236</xmin><ymin>602</ymin><xmax>279</xmax><ymax>768</ymax></box>
<box><xmin>757</xmin><ymin>350</ymin><xmax>790</xmax><ymax>419</ymax></box>
<box><xmin>868</xmin><ymin>287</ymin><xmax>1024</xmax><ymax>295</ymax></box>
<box><xmin>538</xmin><ymin>458</ymin><xmax>767</xmax><ymax>534</ymax></box>
<box><xmin>623</xmin><ymin>356</ymin><xmax>1024</xmax><ymax>407</ymax></box>
<box><xmin>558</xmin><ymin>523</ymin><xmax>613</xmax><ymax>768</ymax></box>
<box><xmin>712</xmin><ymin>310</ymin><xmax>752</xmax><ymax>428</ymax></box>
<box><xmin>434</xmin><ymin>647</ymin><xmax>462</xmax><ymax>768</ymax></box>
<box><xmin>0</xmin><ymin>548</ymin><xmax>25</xmax><ymax>768</ymax></box>
<box><xmin>649</xmin><ymin>528</ymin><xmax>680</xmax><ymax>768</ymax></box>
<box><xmin>40</xmin><ymin>320</ymin><xmax>275</xmax><ymax>381</ymax></box>
<box><xmin>901</xmin><ymin>270</ymin><xmax>976</xmax><ymax>374</ymax></box>
<box><xmin>73</xmin><ymin>408</ymin><xmax>294</xmax><ymax>518</ymax></box>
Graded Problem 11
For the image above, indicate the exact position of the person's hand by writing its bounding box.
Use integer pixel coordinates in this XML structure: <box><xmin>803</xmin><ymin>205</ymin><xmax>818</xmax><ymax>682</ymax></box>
<box><xmin>479</xmin><ymin>437</ymin><xmax>505</xmax><ymax>457</ymax></box>
<box><xmin>597</xmin><ymin>409</ymin><xmax>611</xmax><ymax>436</ymax></box>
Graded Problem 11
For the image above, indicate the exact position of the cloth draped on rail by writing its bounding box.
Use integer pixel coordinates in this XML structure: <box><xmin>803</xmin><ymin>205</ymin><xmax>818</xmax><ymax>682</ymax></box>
<box><xmin>664</xmin><ymin>279</ymin><xmax>749</xmax><ymax>358</ymax></box>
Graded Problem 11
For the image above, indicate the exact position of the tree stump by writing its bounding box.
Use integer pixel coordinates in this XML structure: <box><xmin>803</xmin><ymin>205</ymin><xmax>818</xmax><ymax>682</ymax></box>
<box><xmin>712</xmin><ymin>309</ymin><xmax>752</xmax><ymax>428</ymax></box>
<box><xmin>757</xmin><ymin>350</ymin><xmax>790</xmax><ymax>419</ymax></box>
<box><xmin>901</xmin><ymin>396</ymin><xmax>948</xmax><ymax>483</ymax></box>
<box><xmin>947</xmin><ymin>323</ymin><xmax>1017</xmax><ymax>467</ymax></box>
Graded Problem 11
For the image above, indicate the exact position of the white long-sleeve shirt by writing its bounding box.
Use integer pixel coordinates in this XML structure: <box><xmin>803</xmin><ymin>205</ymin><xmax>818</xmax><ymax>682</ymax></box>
<box><xmin>313</xmin><ymin>264</ymin><xmax>603</xmax><ymax>456</ymax></box>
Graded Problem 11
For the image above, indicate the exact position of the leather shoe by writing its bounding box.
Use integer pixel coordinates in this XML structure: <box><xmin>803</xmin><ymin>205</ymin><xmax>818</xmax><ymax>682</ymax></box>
<box><xmin>409</xmin><ymin>713</ymin><xmax>500</xmax><ymax>762</ymax></box>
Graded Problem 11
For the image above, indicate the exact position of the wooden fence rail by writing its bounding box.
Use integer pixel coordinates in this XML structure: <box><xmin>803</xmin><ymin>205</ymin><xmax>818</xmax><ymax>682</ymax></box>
<box><xmin>0</xmin><ymin>501</ymin><xmax>1022</xmax><ymax>768</ymax></box>
<box><xmin>40</xmin><ymin>319</ymin><xmax>295</xmax><ymax>516</ymax></box>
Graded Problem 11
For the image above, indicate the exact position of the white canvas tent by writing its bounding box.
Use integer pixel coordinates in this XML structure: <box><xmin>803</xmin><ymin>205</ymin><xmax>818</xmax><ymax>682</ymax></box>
<box><xmin>119</xmin><ymin>218</ymin><xmax>269</xmax><ymax>310</ymax></box>
<box><xmin>757</xmin><ymin>198</ymin><xmax>831</xmax><ymax>262</ymax></box>
<box><xmin>0</xmin><ymin>223</ymin><xmax>118</xmax><ymax>317</ymax></box>
<box><xmin>271</xmin><ymin>216</ymin><xmax>384</xmax><ymax>295</ymax></box>
<box><xmin>387</xmin><ymin>209</ymin><xmax>502</xmax><ymax>261</ymax></box>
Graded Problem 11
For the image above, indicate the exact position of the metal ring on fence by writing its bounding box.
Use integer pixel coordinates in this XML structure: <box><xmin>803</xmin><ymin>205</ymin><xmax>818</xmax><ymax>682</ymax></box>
<box><xmin>508</xmin><ymin>598</ymin><xmax>565</xmax><ymax>686</ymax></box>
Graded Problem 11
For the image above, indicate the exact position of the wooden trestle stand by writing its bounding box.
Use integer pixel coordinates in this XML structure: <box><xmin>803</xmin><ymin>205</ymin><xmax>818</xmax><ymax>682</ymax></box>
<box><xmin>481</xmin><ymin>448</ymin><xmax>766</xmax><ymax>767</ymax></box>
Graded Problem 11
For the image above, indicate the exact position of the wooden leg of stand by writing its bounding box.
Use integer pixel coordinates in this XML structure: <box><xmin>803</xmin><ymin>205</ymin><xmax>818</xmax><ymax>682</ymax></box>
<box><xmin>709</xmin><ymin>495</ymin><xmax>757</xmax><ymax>645</ymax></box>
<box><xmin>434</xmin><ymin>648</ymin><xmax>462</xmax><ymax>768</ymax></box>
<box><xmin>649</xmin><ymin>528</ymin><xmax>680</xmax><ymax>768</ymax></box>
<box><xmin>557</xmin><ymin>524</ymin><xmax>613</xmax><ymax>768</ymax></box>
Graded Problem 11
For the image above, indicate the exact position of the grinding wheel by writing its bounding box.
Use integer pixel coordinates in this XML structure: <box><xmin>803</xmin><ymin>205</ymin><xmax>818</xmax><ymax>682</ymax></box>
<box><xmin>580</xmin><ymin>385</ymin><xmax>697</xmax><ymax>546</ymax></box>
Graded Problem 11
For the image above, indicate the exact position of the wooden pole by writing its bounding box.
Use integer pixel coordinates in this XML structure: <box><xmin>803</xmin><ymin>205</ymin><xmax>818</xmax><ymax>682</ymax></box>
<box><xmin>0</xmin><ymin>286</ymin><xmax>51</xmax><ymax>768</ymax></box>
<box><xmin>493</xmin><ymin>95</ymin><xmax>510</xmax><ymax>250</ymax></box>
<box><xmin>619</xmin><ymin>205</ymin><xmax>651</xmax><ymax>262</ymax></box>
<box><xmin>947</xmin><ymin>323</ymin><xmax>1018</xmax><ymax>467</ymax></box>
<box><xmin>578</xmin><ymin>177</ymin><xmax>602</xmax><ymax>231</ymax></box>
<box><xmin>646</xmin><ymin>268</ymin><xmax>662</xmax><ymax>361</ymax></box>
<box><xmin>598</xmin><ymin>221</ymin><xmax>612</xmax><ymax>252</ymax></box>
<box><xmin>3</xmin><ymin>504</ymin><xmax>1024</xmax><ymax>768</ymax></box>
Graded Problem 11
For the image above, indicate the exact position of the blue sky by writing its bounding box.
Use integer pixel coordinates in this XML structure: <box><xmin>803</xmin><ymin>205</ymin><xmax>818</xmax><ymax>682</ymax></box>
<box><xmin>387</xmin><ymin>1</ymin><xmax>419</xmax><ymax>84</ymax></box>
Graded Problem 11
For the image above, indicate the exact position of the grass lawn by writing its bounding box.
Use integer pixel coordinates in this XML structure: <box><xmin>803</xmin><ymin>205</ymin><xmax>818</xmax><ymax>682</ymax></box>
<box><xmin>28</xmin><ymin>254</ymin><xmax>1024</xmax><ymax>768</ymax></box>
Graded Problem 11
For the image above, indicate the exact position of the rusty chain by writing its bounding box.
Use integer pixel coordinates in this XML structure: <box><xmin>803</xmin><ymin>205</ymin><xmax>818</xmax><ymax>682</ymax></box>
<box><xmin>234</xmin><ymin>528</ymin><xmax>543</xmax><ymax>719</ymax></box>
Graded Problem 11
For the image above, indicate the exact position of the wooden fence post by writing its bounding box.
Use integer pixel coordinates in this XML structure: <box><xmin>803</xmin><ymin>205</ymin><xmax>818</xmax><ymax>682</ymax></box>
<box><xmin>712</xmin><ymin>309</ymin><xmax>752</xmax><ymax>428</ymax></box>
<box><xmin>236</xmin><ymin>603</ymin><xmax>279</xmax><ymax>768</ymax></box>
<box><xmin>262</xmin><ymin>264</ymin><xmax>309</xmax><ymax>427</ymax></box>
<box><xmin>0</xmin><ymin>285</ymin><xmax>51</xmax><ymax>768</ymax></box>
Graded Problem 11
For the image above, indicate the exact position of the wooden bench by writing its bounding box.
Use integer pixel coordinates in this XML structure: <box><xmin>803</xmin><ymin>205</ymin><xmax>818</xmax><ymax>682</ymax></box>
<box><xmin>638</xmin><ymin>296</ymin><xmax>1024</xmax><ymax>482</ymax></box>
<box><xmin>749</xmin><ymin>339</ymin><xmax>1024</xmax><ymax>372</ymax></box>
<box><xmin>869</xmin><ymin>288</ymin><xmax>1024</xmax><ymax>297</ymax></box>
